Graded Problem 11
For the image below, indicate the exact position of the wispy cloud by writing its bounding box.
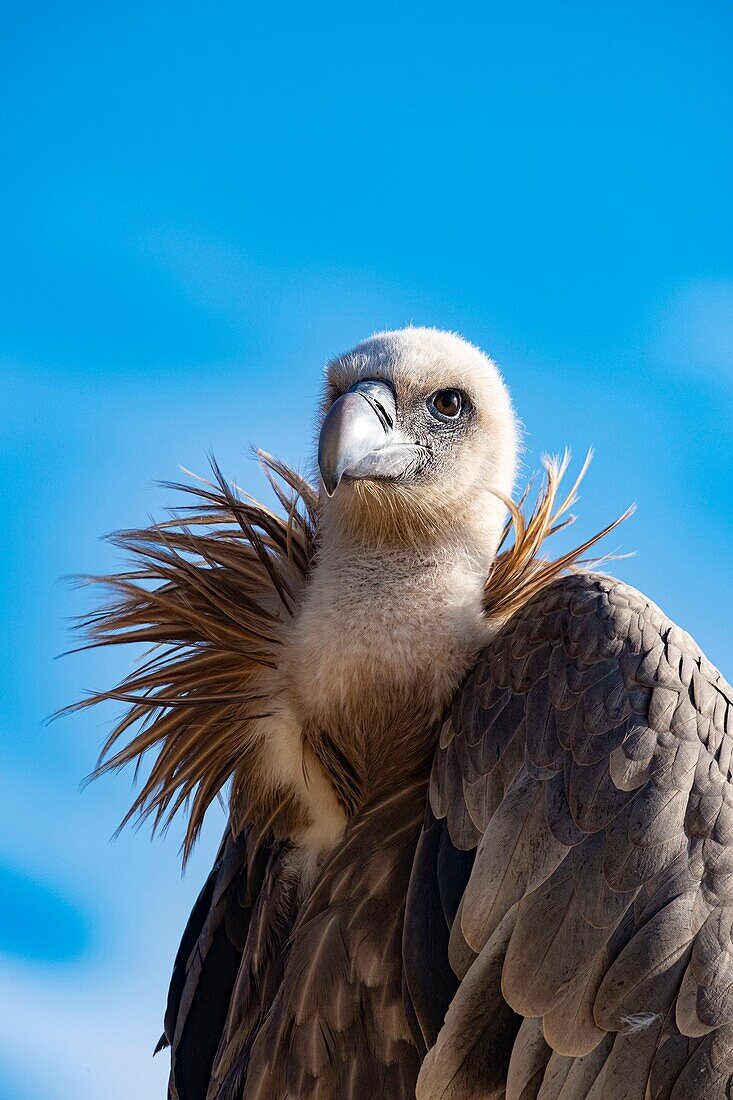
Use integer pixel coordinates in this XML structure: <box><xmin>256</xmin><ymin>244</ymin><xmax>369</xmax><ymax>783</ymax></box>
<box><xmin>653</xmin><ymin>280</ymin><xmax>733</xmax><ymax>400</ymax></box>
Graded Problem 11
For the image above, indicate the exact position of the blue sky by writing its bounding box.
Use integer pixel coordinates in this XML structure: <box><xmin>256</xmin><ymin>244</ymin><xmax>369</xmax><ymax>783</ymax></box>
<box><xmin>1</xmin><ymin>3</ymin><xmax>732</xmax><ymax>1096</ymax></box>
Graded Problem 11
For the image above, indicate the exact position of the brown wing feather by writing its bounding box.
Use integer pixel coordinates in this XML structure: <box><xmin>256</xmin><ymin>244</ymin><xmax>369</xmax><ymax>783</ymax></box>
<box><xmin>406</xmin><ymin>572</ymin><xmax>733</xmax><ymax>1100</ymax></box>
<box><xmin>162</xmin><ymin>823</ymin><xmax>286</xmax><ymax>1100</ymax></box>
<box><xmin>238</xmin><ymin>780</ymin><xmax>427</xmax><ymax>1100</ymax></box>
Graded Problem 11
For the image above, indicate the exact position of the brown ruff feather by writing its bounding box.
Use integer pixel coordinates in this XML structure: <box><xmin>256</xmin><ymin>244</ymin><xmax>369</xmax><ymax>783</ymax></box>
<box><xmin>68</xmin><ymin>450</ymin><xmax>627</xmax><ymax>859</ymax></box>
<box><xmin>67</xmin><ymin>453</ymin><xmax>316</xmax><ymax>861</ymax></box>
<box><xmin>484</xmin><ymin>450</ymin><xmax>633</xmax><ymax>622</ymax></box>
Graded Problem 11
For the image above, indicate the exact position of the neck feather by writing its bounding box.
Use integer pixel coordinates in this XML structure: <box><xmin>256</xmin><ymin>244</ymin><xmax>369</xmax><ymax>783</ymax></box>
<box><xmin>283</xmin><ymin>514</ymin><xmax>499</xmax><ymax>822</ymax></box>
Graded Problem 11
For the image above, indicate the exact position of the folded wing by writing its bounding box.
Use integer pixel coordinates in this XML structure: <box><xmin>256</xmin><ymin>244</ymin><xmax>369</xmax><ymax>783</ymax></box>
<box><xmin>404</xmin><ymin>572</ymin><xmax>733</xmax><ymax>1100</ymax></box>
<box><xmin>158</xmin><ymin>824</ymin><xmax>294</xmax><ymax>1100</ymax></box>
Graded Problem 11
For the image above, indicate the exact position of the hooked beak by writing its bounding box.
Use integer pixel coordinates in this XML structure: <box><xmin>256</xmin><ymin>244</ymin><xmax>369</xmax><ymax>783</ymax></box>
<box><xmin>318</xmin><ymin>379</ymin><xmax>423</xmax><ymax>496</ymax></box>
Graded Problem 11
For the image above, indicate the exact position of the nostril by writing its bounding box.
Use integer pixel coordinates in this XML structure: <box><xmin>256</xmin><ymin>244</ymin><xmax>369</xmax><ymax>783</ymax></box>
<box><xmin>353</xmin><ymin>392</ymin><xmax>393</xmax><ymax>432</ymax></box>
<box><xmin>370</xmin><ymin>397</ymin><xmax>394</xmax><ymax>431</ymax></box>
<box><xmin>346</xmin><ymin>379</ymin><xmax>397</xmax><ymax>432</ymax></box>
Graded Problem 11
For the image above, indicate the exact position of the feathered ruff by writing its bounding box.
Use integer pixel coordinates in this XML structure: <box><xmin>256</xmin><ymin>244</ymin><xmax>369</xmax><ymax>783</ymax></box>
<box><xmin>484</xmin><ymin>450</ymin><xmax>633</xmax><ymax>622</ymax></box>
<box><xmin>66</xmin><ymin>450</ymin><xmax>627</xmax><ymax>859</ymax></box>
<box><xmin>66</xmin><ymin>452</ymin><xmax>317</xmax><ymax>861</ymax></box>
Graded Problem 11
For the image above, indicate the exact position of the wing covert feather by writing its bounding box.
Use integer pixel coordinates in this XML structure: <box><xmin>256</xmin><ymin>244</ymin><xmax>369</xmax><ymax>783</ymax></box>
<box><xmin>405</xmin><ymin>572</ymin><xmax>733</xmax><ymax>1099</ymax></box>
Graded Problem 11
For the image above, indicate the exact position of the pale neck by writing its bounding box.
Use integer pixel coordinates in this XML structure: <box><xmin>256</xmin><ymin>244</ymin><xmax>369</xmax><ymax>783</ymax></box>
<box><xmin>315</xmin><ymin>492</ymin><xmax>506</xmax><ymax>575</ymax></box>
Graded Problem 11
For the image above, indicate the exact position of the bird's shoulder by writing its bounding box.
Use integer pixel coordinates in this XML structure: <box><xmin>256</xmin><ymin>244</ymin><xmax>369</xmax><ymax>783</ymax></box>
<box><xmin>406</xmin><ymin>570</ymin><xmax>733</xmax><ymax>1099</ymax></box>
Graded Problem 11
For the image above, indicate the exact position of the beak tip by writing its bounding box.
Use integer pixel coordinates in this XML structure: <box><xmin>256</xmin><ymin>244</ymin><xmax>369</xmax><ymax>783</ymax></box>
<box><xmin>318</xmin><ymin>461</ymin><xmax>341</xmax><ymax>497</ymax></box>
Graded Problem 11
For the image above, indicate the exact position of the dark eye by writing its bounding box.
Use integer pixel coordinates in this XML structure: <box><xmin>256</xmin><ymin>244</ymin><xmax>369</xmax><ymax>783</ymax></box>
<box><xmin>429</xmin><ymin>389</ymin><xmax>463</xmax><ymax>420</ymax></box>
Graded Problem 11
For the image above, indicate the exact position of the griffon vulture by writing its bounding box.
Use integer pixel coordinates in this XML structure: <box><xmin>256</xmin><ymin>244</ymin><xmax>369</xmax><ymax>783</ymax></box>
<box><xmin>75</xmin><ymin>328</ymin><xmax>733</xmax><ymax>1099</ymax></box>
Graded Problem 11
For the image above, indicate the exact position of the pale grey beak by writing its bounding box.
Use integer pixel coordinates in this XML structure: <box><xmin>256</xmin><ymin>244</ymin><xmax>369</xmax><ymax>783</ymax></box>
<box><xmin>318</xmin><ymin>379</ymin><xmax>423</xmax><ymax>496</ymax></box>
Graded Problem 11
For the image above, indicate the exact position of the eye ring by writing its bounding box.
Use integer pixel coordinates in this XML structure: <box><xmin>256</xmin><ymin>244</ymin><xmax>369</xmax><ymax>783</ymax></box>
<box><xmin>428</xmin><ymin>389</ymin><xmax>463</xmax><ymax>421</ymax></box>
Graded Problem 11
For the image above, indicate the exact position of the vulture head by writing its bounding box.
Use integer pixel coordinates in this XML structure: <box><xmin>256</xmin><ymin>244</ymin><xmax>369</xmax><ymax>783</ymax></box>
<box><xmin>74</xmin><ymin>325</ymin><xmax>619</xmax><ymax>860</ymax></box>
<box><xmin>316</xmin><ymin>328</ymin><xmax>519</xmax><ymax>557</ymax></box>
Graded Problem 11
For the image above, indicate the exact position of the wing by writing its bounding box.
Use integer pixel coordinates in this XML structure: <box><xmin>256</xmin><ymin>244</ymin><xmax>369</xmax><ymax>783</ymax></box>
<box><xmin>157</xmin><ymin>822</ymin><xmax>293</xmax><ymax>1100</ymax></box>
<box><xmin>404</xmin><ymin>572</ymin><xmax>733</xmax><ymax>1100</ymax></box>
<box><xmin>238</xmin><ymin>780</ymin><xmax>426</xmax><ymax>1100</ymax></box>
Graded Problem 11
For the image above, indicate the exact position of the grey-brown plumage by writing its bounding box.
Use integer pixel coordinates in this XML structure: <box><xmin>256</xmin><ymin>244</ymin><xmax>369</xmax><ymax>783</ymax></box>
<box><xmin>73</xmin><ymin>329</ymin><xmax>733</xmax><ymax>1098</ymax></box>
<box><xmin>150</xmin><ymin>570</ymin><xmax>733</xmax><ymax>1099</ymax></box>
<box><xmin>407</xmin><ymin>572</ymin><xmax>733</xmax><ymax>1100</ymax></box>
